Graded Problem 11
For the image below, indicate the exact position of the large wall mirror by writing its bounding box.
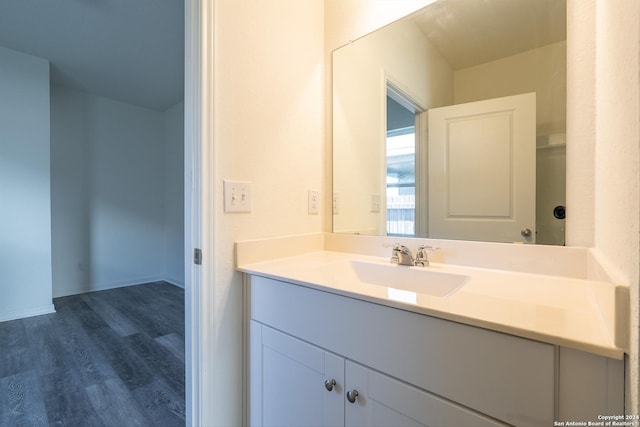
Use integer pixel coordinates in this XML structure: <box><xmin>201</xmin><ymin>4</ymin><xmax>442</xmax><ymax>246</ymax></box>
<box><xmin>333</xmin><ymin>0</ymin><xmax>567</xmax><ymax>245</ymax></box>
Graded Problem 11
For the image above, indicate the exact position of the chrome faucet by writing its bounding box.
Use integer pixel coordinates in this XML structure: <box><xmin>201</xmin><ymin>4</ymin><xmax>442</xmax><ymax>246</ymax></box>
<box><xmin>390</xmin><ymin>243</ymin><xmax>414</xmax><ymax>266</ymax></box>
<box><xmin>390</xmin><ymin>243</ymin><xmax>439</xmax><ymax>267</ymax></box>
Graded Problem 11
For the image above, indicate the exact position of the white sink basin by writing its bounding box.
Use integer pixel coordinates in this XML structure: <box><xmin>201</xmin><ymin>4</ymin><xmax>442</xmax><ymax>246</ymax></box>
<box><xmin>336</xmin><ymin>260</ymin><xmax>469</xmax><ymax>298</ymax></box>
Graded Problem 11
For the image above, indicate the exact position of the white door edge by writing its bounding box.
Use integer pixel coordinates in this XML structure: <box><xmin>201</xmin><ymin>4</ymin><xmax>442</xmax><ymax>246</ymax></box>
<box><xmin>184</xmin><ymin>0</ymin><xmax>213</xmax><ymax>425</ymax></box>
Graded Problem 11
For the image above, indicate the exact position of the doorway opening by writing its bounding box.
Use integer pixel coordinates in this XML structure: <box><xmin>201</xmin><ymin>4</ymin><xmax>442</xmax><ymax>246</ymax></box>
<box><xmin>385</xmin><ymin>84</ymin><xmax>423</xmax><ymax>237</ymax></box>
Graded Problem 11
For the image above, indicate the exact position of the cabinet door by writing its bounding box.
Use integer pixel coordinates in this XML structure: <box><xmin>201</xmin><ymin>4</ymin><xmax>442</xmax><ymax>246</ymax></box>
<box><xmin>558</xmin><ymin>347</ymin><xmax>624</xmax><ymax>421</ymax></box>
<box><xmin>344</xmin><ymin>361</ymin><xmax>507</xmax><ymax>427</ymax></box>
<box><xmin>250</xmin><ymin>321</ymin><xmax>344</xmax><ymax>427</ymax></box>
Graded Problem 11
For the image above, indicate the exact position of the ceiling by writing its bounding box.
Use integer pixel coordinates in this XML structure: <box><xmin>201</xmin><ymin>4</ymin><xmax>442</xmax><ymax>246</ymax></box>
<box><xmin>414</xmin><ymin>0</ymin><xmax>567</xmax><ymax>71</ymax></box>
<box><xmin>0</xmin><ymin>0</ymin><xmax>564</xmax><ymax>111</ymax></box>
<box><xmin>0</xmin><ymin>0</ymin><xmax>184</xmax><ymax>111</ymax></box>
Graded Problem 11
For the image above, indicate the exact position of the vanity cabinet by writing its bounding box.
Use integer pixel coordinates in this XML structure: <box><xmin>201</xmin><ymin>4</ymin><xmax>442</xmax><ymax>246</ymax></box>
<box><xmin>247</xmin><ymin>275</ymin><xmax>624</xmax><ymax>426</ymax></box>
<box><xmin>251</xmin><ymin>323</ymin><xmax>505</xmax><ymax>426</ymax></box>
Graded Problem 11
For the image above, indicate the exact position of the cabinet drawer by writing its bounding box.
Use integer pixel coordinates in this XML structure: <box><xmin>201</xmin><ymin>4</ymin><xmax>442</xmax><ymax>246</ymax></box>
<box><xmin>250</xmin><ymin>276</ymin><xmax>555</xmax><ymax>426</ymax></box>
<box><xmin>346</xmin><ymin>360</ymin><xmax>508</xmax><ymax>427</ymax></box>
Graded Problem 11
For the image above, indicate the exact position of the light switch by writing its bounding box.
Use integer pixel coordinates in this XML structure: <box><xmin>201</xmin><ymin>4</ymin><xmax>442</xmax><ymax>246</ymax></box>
<box><xmin>370</xmin><ymin>194</ymin><xmax>381</xmax><ymax>213</ymax></box>
<box><xmin>224</xmin><ymin>180</ymin><xmax>251</xmax><ymax>213</ymax></box>
<box><xmin>308</xmin><ymin>190</ymin><xmax>320</xmax><ymax>214</ymax></box>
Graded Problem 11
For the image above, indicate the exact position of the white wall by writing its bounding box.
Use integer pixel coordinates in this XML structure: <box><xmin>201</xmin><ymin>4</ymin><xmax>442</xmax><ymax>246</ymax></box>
<box><xmin>50</xmin><ymin>86</ymin><xmax>90</xmax><ymax>297</ymax></box>
<box><xmin>0</xmin><ymin>46</ymin><xmax>55</xmax><ymax>322</ymax></box>
<box><xmin>565</xmin><ymin>0</ymin><xmax>640</xmax><ymax>412</ymax></box>
<box><xmin>51</xmin><ymin>85</ymin><xmax>183</xmax><ymax>297</ymax></box>
<box><xmin>591</xmin><ymin>0</ymin><xmax>640</xmax><ymax>412</ymax></box>
<box><xmin>163</xmin><ymin>101</ymin><xmax>185</xmax><ymax>287</ymax></box>
<box><xmin>566</xmin><ymin>0</ymin><xmax>596</xmax><ymax>249</ymax></box>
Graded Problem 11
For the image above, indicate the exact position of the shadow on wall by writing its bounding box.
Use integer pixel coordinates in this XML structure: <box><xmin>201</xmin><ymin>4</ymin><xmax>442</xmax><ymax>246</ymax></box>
<box><xmin>50</xmin><ymin>85</ymin><xmax>184</xmax><ymax>297</ymax></box>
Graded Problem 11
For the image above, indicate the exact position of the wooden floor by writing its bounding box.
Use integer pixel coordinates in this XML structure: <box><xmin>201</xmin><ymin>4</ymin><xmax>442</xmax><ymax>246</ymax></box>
<box><xmin>0</xmin><ymin>281</ymin><xmax>185</xmax><ymax>426</ymax></box>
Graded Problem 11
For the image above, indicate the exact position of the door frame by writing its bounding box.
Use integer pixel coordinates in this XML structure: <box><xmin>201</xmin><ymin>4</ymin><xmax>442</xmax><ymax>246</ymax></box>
<box><xmin>185</xmin><ymin>0</ymin><xmax>214</xmax><ymax>424</ymax></box>
<box><xmin>384</xmin><ymin>76</ymin><xmax>427</xmax><ymax>237</ymax></box>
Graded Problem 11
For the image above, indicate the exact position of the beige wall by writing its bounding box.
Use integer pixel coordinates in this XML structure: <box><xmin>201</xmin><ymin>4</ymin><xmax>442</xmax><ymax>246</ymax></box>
<box><xmin>324</xmin><ymin>0</ymin><xmax>433</xmax><ymax>231</ymax></box>
<box><xmin>207</xmin><ymin>1</ymin><xmax>324</xmax><ymax>424</ymax></box>
<box><xmin>454</xmin><ymin>41</ymin><xmax>567</xmax><ymax>136</ymax></box>
<box><xmin>199</xmin><ymin>2</ymin><xmax>432</xmax><ymax>424</ymax></box>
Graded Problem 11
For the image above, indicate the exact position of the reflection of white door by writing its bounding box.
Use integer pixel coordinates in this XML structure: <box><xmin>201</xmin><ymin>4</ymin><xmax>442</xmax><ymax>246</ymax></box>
<box><xmin>428</xmin><ymin>93</ymin><xmax>536</xmax><ymax>243</ymax></box>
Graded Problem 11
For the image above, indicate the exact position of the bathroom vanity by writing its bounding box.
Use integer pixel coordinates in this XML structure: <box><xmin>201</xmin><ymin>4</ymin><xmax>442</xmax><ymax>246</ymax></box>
<box><xmin>238</xmin><ymin>235</ymin><xmax>627</xmax><ymax>427</ymax></box>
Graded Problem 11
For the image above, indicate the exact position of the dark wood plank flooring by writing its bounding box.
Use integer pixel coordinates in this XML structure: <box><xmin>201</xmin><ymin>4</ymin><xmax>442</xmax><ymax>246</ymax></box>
<box><xmin>0</xmin><ymin>281</ymin><xmax>185</xmax><ymax>426</ymax></box>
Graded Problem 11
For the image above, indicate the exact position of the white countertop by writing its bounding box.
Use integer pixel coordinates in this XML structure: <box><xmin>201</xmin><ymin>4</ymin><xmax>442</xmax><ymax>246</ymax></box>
<box><xmin>238</xmin><ymin>250</ymin><xmax>626</xmax><ymax>359</ymax></box>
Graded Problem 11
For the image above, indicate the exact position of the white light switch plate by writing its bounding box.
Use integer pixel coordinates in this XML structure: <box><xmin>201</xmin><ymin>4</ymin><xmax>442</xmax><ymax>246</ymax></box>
<box><xmin>333</xmin><ymin>193</ymin><xmax>340</xmax><ymax>214</ymax></box>
<box><xmin>370</xmin><ymin>194</ymin><xmax>381</xmax><ymax>213</ymax></box>
<box><xmin>308</xmin><ymin>190</ymin><xmax>320</xmax><ymax>214</ymax></box>
<box><xmin>224</xmin><ymin>180</ymin><xmax>251</xmax><ymax>213</ymax></box>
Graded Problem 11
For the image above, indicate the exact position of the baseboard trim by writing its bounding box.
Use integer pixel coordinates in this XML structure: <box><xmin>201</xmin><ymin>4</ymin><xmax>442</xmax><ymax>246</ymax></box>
<box><xmin>53</xmin><ymin>276</ymin><xmax>185</xmax><ymax>298</ymax></box>
<box><xmin>0</xmin><ymin>303</ymin><xmax>56</xmax><ymax>322</ymax></box>
<box><xmin>164</xmin><ymin>278</ymin><xmax>185</xmax><ymax>288</ymax></box>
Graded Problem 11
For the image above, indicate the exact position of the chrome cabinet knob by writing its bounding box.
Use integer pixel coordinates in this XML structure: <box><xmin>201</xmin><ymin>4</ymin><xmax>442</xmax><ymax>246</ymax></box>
<box><xmin>346</xmin><ymin>389</ymin><xmax>359</xmax><ymax>403</ymax></box>
<box><xmin>324</xmin><ymin>379</ymin><xmax>337</xmax><ymax>392</ymax></box>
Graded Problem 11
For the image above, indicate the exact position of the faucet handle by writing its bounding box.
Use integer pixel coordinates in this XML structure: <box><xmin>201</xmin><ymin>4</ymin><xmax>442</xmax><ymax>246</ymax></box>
<box><xmin>414</xmin><ymin>245</ymin><xmax>440</xmax><ymax>267</ymax></box>
<box><xmin>390</xmin><ymin>242</ymin><xmax>401</xmax><ymax>264</ymax></box>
